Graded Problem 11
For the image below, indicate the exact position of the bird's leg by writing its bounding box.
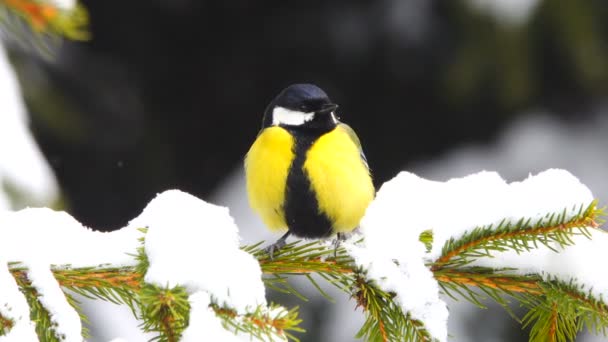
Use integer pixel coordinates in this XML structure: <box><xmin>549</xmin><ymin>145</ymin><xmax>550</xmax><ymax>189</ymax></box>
<box><xmin>265</xmin><ymin>231</ymin><xmax>291</xmax><ymax>259</ymax></box>
<box><xmin>333</xmin><ymin>232</ymin><xmax>347</xmax><ymax>259</ymax></box>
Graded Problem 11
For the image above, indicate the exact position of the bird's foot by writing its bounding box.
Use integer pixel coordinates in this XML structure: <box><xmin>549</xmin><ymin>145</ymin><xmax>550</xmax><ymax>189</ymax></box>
<box><xmin>264</xmin><ymin>231</ymin><xmax>290</xmax><ymax>260</ymax></box>
<box><xmin>264</xmin><ymin>240</ymin><xmax>286</xmax><ymax>260</ymax></box>
<box><xmin>332</xmin><ymin>233</ymin><xmax>347</xmax><ymax>259</ymax></box>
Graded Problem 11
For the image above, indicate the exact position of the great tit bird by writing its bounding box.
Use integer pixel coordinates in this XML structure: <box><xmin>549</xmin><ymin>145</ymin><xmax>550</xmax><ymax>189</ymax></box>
<box><xmin>245</xmin><ymin>84</ymin><xmax>375</xmax><ymax>256</ymax></box>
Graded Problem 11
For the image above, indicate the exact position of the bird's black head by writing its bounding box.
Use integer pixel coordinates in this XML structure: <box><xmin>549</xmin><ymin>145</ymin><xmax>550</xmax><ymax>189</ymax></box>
<box><xmin>275</xmin><ymin>84</ymin><xmax>332</xmax><ymax>112</ymax></box>
<box><xmin>262</xmin><ymin>84</ymin><xmax>339</xmax><ymax>132</ymax></box>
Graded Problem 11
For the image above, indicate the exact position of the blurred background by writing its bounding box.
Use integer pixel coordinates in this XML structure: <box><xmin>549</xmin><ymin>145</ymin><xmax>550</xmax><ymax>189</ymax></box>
<box><xmin>1</xmin><ymin>0</ymin><xmax>608</xmax><ymax>341</ymax></box>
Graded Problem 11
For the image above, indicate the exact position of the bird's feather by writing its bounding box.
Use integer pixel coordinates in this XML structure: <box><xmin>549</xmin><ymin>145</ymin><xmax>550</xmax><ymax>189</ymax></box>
<box><xmin>339</xmin><ymin>123</ymin><xmax>370</xmax><ymax>170</ymax></box>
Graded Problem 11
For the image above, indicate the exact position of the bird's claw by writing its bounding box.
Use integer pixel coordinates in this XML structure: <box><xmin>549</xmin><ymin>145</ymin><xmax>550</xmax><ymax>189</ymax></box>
<box><xmin>264</xmin><ymin>232</ymin><xmax>290</xmax><ymax>260</ymax></box>
<box><xmin>332</xmin><ymin>232</ymin><xmax>347</xmax><ymax>259</ymax></box>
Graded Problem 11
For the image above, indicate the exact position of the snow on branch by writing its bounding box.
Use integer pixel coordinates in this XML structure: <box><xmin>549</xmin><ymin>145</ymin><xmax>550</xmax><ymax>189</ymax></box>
<box><xmin>0</xmin><ymin>169</ymin><xmax>607</xmax><ymax>342</ymax></box>
<box><xmin>351</xmin><ymin>168</ymin><xmax>606</xmax><ymax>341</ymax></box>
<box><xmin>0</xmin><ymin>191</ymin><xmax>295</xmax><ymax>341</ymax></box>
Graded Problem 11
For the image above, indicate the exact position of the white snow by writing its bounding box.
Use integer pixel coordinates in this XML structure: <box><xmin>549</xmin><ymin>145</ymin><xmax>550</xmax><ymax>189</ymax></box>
<box><xmin>51</xmin><ymin>0</ymin><xmax>76</xmax><ymax>11</ymax></box>
<box><xmin>0</xmin><ymin>190</ymin><xmax>278</xmax><ymax>341</ymax></box>
<box><xmin>0</xmin><ymin>191</ymin><xmax>9</xmax><ymax>212</ymax></box>
<box><xmin>131</xmin><ymin>190</ymin><xmax>267</xmax><ymax>314</ymax></box>
<box><xmin>130</xmin><ymin>190</ymin><xmax>283</xmax><ymax>340</ymax></box>
<box><xmin>0</xmin><ymin>260</ymin><xmax>37</xmax><ymax>341</ymax></box>
<box><xmin>80</xmin><ymin>294</ymin><xmax>154</xmax><ymax>342</ymax></box>
<box><xmin>472</xmin><ymin>226</ymin><xmax>608</xmax><ymax>300</ymax></box>
<box><xmin>0</xmin><ymin>208</ymin><xmax>141</xmax><ymax>340</ymax></box>
<box><xmin>183</xmin><ymin>293</ymin><xmax>289</xmax><ymax>342</ymax></box>
<box><xmin>347</xmin><ymin>171</ymin><xmax>452</xmax><ymax>341</ymax></box>
<box><xmin>26</xmin><ymin>262</ymin><xmax>82</xmax><ymax>342</ymax></box>
<box><xmin>347</xmin><ymin>242</ymin><xmax>448</xmax><ymax>341</ymax></box>
<box><xmin>0</xmin><ymin>44</ymin><xmax>59</xmax><ymax>209</ymax></box>
<box><xmin>362</xmin><ymin>169</ymin><xmax>593</xmax><ymax>262</ymax></box>
<box><xmin>181</xmin><ymin>291</ymin><xmax>241</xmax><ymax>342</ymax></box>
<box><xmin>467</xmin><ymin>0</ymin><xmax>541</xmax><ymax>26</ymax></box>
<box><xmin>349</xmin><ymin>168</ymin><xmax>600</xmax><ymax>341</ymax></box>
<box><xmin>0</xmin><ymin>208</ymin><xmax>141</xmax><ymax>267</ymax></box>
<box><xmin>411</xmin><ymin>112</ymin><xmax>608</xmax><ymax>342</ymax></box>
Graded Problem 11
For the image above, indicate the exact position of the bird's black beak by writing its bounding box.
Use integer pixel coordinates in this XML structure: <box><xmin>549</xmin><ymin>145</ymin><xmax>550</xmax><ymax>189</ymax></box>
<box><xmin>317</xmin><ymin>103</ymin><xmax>338</xmax><ymax>114</ymax></box>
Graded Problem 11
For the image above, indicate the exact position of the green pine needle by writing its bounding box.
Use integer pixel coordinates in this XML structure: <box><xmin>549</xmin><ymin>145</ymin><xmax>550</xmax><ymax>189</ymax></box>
<box><xmin>139</xmin><ymin>284</ymin><xmax>190</xmax><ymax>342</ymax></box>
<box><xmin>434</xmin><ymin>202</ymin><xmax>602</xmax><ymax>270</ymax></box>
<box><xmin>215</xmin><ymin>304</ymin><xmax>304</xmax><ymax>342</ymax></box>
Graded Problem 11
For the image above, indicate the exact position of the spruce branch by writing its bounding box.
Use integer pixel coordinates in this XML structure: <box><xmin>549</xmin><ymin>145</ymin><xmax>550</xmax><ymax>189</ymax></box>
<box><xmin>435</xmin><ymin>268</ymin><xmax>542</xmax><ymax>296</ymax></box>
<box><xmin>215</xmin><ymin>304</ymin><xmax>304</xmax><ymax>342</ymax></box>
<box><xmin>133</xmin><ymin>227</ymin><xmax>300</xmax><ymax>341</ymax></box>
<box><xmin>353</xmin><ymin>274</ymin><xmax>434</xmax><ymax>342</ymax></box>
<box><xmin>3</xmin><ymin>237</ymin><xmax>607</xmax><ymax>342</ymax></box>
<box><xmin>435</xmin><ymin>267</ymin><xmax>542</xmax><ymax>323</ymax></box>
<box><xmin>524</xmin><ymin>297</ymin><xmax>577</xmax><ymax>342</ymax></box>
<box><xmin>429</xmin><ymin>201</ymin><xmax>607</xmax><ymax>342</ymax></box>
<box><xmin>248</xmin><ymin>241</ymin><xmax>438</xmax><ymax>341</ymax></box>
<box><xmin>0</xmin><ymin>314</ymin><xmax>13</xmax><ymax>334</ymax></box>
<box><xmin>257</xmin><ymin>240</ymin><xmax>353</xmax><ymax>275</ymax></box>
<box><xmin>1</xmin><ymin>202</ymin><xmax>606</xmax><ymax>342</ymax></box>
<box><xmin>433</xmin><ymin>202</ymin><xmax>602</xmax><ymax>271</ymax></box>
<box><xmin>12</xmin><ymin>266</ymin><xmax>142</xmax><ymax>317</ymax></box>
<box><xmin>12</xmin><ymin>267</ymin><xmax>65</xmax><ymax>341</ymax></box>
<box><xmin>522</xmin><ymin>278</ymin><xmax>608</xmax><ymax>342</ymax></box>
<box><xmin>254</xmin><ymin>240</ymin><xmax>355</xmax><ymax>301</ymax></box>
<box><xmin>14</xmin><ymin>264</ymin><xmax>304</xmax><ymax>342</ymax></box>
<box><xmin>139</xmin><ymin>284</ymin><xmax>190</xmax><ymax>342</ymax></box>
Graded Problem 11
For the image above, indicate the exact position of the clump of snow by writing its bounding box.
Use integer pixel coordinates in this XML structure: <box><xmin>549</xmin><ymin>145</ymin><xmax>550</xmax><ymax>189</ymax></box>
<box><xmin>51</xmin><ymin>0</ymin><xmax>76</xmax><ymax>10</ymax></box>
<box><xmin>347</xmin><ymin>242</ymin><xmax>448</xmax><ymax>340</ymax></box>
<box><xmin>0</xmin><ymin>191</ymin><xmax>9</xmax><ymax>212</ymax></box>
<box><xmin>347</xmin><ymin>171</ymin><xmax>452</xmax><ymax>341</ymax></box>
<box><xmin>0</xmin><ymin>208</ymin><xmax>141</xmax><ymax>340</ymax></box>
<box><xmin>183</xmin><ymin>294</ymin><xmax>288</xmax><ymax>342</ymax></box>
<box><xmin>0</xmin><ymin>44</ymin><xmax>59</xmax><ymax>209</ymax></box>
<box><xmin>131</xmin><ymin>190</ymin><xmax>267</xmax><ymax>314</ymax></box>
<box><xmin>472</xmin><ymin>226</ymin><xmax>608</xmax><ymax>301</ymax></box>
<box><xmin>26</xmin><ymin>262</ymin><xmax>82</xmax><ymax>342</ymax></box>
<box><xmin>363</xmin><ymin>169</ymin><xmax>593</xmax><ymax>262</ymax></box>
<box><xmin>0</xmin><ymin>208</ymin><xmax>141</xmax><ymax>267</ymax></box>
<box><xmin>349</xmin><ymin>168</ymin><xmax>598</xmax><ymax>341</ymax></box>
<box><xmin>181</xmin><ymin>292</ymin><xmax>241</xmax><ymax>342</ymax></box>
<box><xmin>0</xmin><ymin>189</ymin><xmax>275</xmax><ymax>340</ymax></box>
<box><xmin>467</xmin><ymin>0</ymin><xmax>541</xmax><ymax>26</ymax></box>
<box><xmin>131</xmin><ymin>190</ymin><xmax>280</xmax><ymax>340</ymax></box>
<box><xmin>465</xmin><ymin>169</ymin><xmax>608</xmax><ymax>301</ymax></box>
<box><xmin>0</xmin><ymin>261</ymin><xmax>37</xmax><ymax>341</ymax></box>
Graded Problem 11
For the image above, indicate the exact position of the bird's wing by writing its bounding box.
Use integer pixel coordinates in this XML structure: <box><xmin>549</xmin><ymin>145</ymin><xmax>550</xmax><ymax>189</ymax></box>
<box><xmin>339</xmin><ymin>123</ymin><xmax>370</xmax><ymax>170</ymax></box>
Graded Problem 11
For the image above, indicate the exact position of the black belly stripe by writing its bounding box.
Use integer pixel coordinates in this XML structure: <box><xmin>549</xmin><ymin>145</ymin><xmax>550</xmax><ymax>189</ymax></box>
<box><xmin>283</xmin><ymin>130</ymin><xmax>334</xmax><ymax>238</ymax></box>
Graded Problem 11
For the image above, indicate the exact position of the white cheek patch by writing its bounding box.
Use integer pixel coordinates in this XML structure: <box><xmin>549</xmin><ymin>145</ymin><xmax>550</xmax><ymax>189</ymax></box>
<box><xmin>272</xmin><ymin>106</ymin><xmax>315</xmax><ymax>126</ymax></box>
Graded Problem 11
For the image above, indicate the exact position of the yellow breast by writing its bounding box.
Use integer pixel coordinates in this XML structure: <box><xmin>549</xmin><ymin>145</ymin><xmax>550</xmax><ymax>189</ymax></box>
<box><xmin>245</xmin><ymin>127</ymin><xmax>295</xmax><ymax>231</ymax></box>
<box><xmin>304</xmin><ymin>126</ymin><xmax>375</xmax><ymax>232</ymax></box>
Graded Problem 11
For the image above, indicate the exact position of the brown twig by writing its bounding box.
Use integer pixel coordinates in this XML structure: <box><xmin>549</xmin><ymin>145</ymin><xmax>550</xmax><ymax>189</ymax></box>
<box><xmin>435</xmin><ymin>270</ymin><xmax>542</xmax><ymax>294</ymax></box>
<box><xmin>548</xmin><ymin>302</ymin><xmax>558</xmax><ymax>342</ymax></box>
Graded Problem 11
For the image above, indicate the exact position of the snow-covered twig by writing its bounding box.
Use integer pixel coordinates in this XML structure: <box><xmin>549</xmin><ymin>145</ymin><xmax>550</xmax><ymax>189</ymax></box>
<box><xmin>1</xmin><ymin>170</ymin><xmax>607</xmax><ymax>342</ymax></box>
